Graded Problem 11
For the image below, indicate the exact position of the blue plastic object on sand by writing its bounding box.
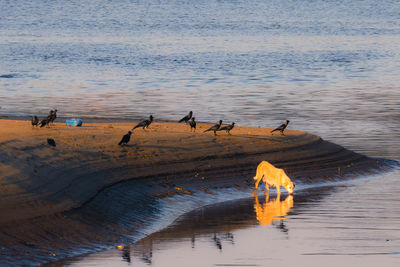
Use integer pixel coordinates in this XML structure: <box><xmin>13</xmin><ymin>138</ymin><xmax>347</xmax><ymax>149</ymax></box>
<box><xmin>66</xmin><ymin>118</ymin><xmax>83</xmax><ymax>127</ymax></box>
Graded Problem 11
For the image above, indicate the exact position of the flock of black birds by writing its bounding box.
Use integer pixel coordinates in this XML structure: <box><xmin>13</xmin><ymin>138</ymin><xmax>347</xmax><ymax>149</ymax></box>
<box><xmin>31</xmin><ymin>109</ymin><xmax>57</xmax><ymax>128</ymax></box>
<box><xmin>118</xmin><ymin>111</ymin><xmax>238</xmax><ymax>146</ymax></box>
<box><xmin>31</xmin><ymin>109</ymin><xmax>289</xmax><ymax>148</ymax></box>
<box><xmin>31</xmin><ymin>109</ymin><xmax>58</xmax><ymax>147</ymax></box>
<box><xmin>179</xmin><ymin>111</ymin><xmax>196</xmax><ymax>132</ymax></box>
<box><xmin>118</xmin><ymin>111</ymin><xmax>289</xmax><ymax>146</ymax></box>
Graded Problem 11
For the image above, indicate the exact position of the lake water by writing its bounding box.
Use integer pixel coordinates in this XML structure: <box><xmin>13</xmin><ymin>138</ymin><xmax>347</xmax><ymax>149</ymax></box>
<box><xmin>1</xmin><ymin>0</ymin><xmax>399</xmax><ymax>159</ymax></box>
<box><xmin>64</xmin><ymin>170</ymin><xmax>400</xmax><ymax>267</ymax></box>
<box><xmin>1</xmin><ymin>0</ymin><xmax>399</xmax><ymax>266</ymax></box>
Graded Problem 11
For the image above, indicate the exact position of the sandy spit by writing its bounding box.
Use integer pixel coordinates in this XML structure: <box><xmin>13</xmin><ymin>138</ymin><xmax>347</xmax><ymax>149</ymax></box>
<box><xmin>0</xmin><ymin>119</ymin><xmax>392</xmax><ymax>225</ymax></box>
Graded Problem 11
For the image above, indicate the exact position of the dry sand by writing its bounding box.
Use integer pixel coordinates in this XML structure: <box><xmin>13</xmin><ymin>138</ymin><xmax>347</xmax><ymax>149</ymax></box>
<box><xmin>0</xmin><ymin>119</ymin><xmax>391</xmax><ymax>225</ymax></box>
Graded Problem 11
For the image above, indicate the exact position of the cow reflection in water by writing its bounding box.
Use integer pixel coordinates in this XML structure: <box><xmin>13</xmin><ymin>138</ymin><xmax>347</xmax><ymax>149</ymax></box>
<box><xmin>253</xmin><ymin>194</ymin><xmax>294</xmax><ymax>229</ymax></box>
<box><xmin>125</xmin><ymin>195</ymin><xmax>293</xmax><ymax>263</ymax></box>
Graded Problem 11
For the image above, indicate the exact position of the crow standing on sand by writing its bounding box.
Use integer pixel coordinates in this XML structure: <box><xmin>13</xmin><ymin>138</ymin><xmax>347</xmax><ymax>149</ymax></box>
<box><xmin>40</xmin><ymin>118</ymin><xmax>49</xmax><ymax>128</ymax></box>
<box><xmin>39</xmin><ymin>109</ymin><xmax>58</xmax><ymax>128</ymax></box>
<box><xmin>47</xmin><ymin>138</ymin><xmax>56</xmax><ymax>147</ymax></box>
<box><xmin>132</xmin><ymin>115</ymin><xmax>153</xmax><ymax>131</ymax></box>
<box><xmin>118</xmin><ymin>131</ymin><xmax>132</xmax><ymax>146</ymax></box>
<box><xmin>48</xmin><ymin>109</ymin><xmax>57</xmax><ymax>124</ymax></box>
<box><xmin>204</xmin><ymin>120</ymin><xmax>222</xmax><ymax>136</ymax></box>
<box><xmin>217</xmin><ymin>122</ymin><xmax>235</xmax><ymax>135</ymax></box>
<box><xmin>31</xmin><ymin>116</ymin><xmax>39</xmax><ymax>127</ymax></box>
<box><xmin>271</xmin><ymin>120</ymin><xmax>290</xmax><ymax>135</ymax></box>
<box><xmin>179</xmin><ymin>111</ymin><xmax>193</xmax><ymax>124</ymax></box>
<box><xmin>189</xmin><ymin>117</ymin><xmax>196</xmax><ymax>132</ymax></box>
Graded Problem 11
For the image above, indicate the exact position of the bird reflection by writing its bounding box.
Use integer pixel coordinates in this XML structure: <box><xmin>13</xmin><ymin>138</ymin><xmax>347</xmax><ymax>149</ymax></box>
<box><xmin>213</xmin><ymin>233</ymin><xmax>222</xmax><ymax>251</ymax></box>
<box><xmin>277</xmin><ymin>220</ymin><xmax>289</xmax><ymax>233</ymax></box>
<box><xmin>224</xmin><ymin>232</ymin><xmax>234</xmax><ymax>245</ymax></box>
<box><xmin>121</xmin><ymin>247</ymin><xmax>131</xmax><ymax>264</ymax></box>
<box><xmin>132</xmin><ymin>239</ymin><xmax>153</xmax><ymax>265</ymax></box>
<box><xmin>140</xmin><ymin>251</ymin><xmax>152</xmax><ymax>265</ymax></box>
<box><xmin>210</xmin><ymin>232</ymin><xmax>235</xmax><ymax>252</ymax></box>
<box><xmin>253</xmin><ymin>194</ymin><xmax>294</xmax><ymax>227</ymax></box>
<box><xmin>191</xmin><ymin>235</ymin><xmax>195</xmax><ymax>248</ymax></box>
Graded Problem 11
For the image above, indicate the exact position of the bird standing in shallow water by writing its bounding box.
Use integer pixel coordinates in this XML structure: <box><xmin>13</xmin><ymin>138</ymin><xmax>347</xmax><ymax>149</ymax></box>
<box><xmin>47</xmin><ymin>138</ymin><xmax>56</xmax><ymax>147</ymax></box>
<box><xmin>204</xmin><ymin>120</ymin><xmax>222</xmax><ymax>136</ymax></box>
<box><xmin>218</xmin><ymin>122</ymin><xmax>235</xmax><ymax>135</ymax></box>
<box><xmin>118</xmin><ymin>131</ymin><xmax>132</xmax><ymax>146</ymax></box>
<box><xmin>189</xmin><ymin>117</ymin><xmax>196</xmax><ymax>132</ymax></box>
<box><xmin>31</xmin><ymin>116</ymin><xmax>39</xmax><ymax>127</ymax></box>
<box><xmin>271</xmin><ymin>120</ymin><xmax>290</xmax><ymax>135</ymax></box>
<box><xmin>132</xmin><ymin>115</ymin><xmax>153</xmax><ymax>131</ymax></box>
<box><xmin>179</xmin><ymin>111</ymin><xmax>193</xmax><ymax>124</ymax></box>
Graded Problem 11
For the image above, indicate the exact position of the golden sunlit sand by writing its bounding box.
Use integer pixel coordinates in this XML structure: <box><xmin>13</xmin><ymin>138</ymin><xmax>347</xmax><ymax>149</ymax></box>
<box><xmin>0</xmin><ymin>119</ymin><xmax>389</xmax><ymax>224</ymax></box>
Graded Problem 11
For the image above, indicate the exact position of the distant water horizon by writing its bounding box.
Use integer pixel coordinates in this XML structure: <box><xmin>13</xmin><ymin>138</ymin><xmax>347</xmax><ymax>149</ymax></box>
<box><xmin>1</xmin><ymin>0</ymin><xmax>399</xmax><ymax>159</ymax></box>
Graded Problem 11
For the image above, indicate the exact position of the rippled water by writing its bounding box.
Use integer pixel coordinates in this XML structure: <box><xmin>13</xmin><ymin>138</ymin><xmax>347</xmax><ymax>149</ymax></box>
<box><xmin>63</xmin><ymin>170</ymin><xmax>400</xmax><ymax>267</ymax></box>
<box><xmin>1</xmin><ymin>0</ymin><xmax>400</xmax><ymax>266</ymax></box>
<box><xmin>1</xmin><ymin>0</ymin><xmax>400</xmax><ymax>159</ymax></box>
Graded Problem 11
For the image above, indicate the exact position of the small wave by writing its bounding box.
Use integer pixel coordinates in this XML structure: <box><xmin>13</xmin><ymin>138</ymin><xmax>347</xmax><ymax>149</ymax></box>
<box><xmin>0</xmin><ymin>74</ymin><xmax>18</xmax><ymax>78</ymax></box>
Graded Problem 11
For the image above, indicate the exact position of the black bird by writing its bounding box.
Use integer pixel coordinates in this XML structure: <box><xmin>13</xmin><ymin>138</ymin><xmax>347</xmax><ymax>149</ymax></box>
<box><xmin>179</xmin><ymin>111</ymin><xmax>193</xmax><ymax>124</ymax></box>
<box><xmin>189</xmin><ymin>117</ymin><xmax>196</xmax><ymax>132</ymax></box>
<box><xmin>118</xmin><ymin>131</ymin><xmax>132</xmax><ymax>146</ymax></box>
<box><xmin>217</xmin><ymin>122</ymin><xmax>235</xmax><ymax>135</ymax></box>
<box><xmin>132</xmin><ymin>115</ymin><xmax>153</xmax><ymax>131</ymax></box>
<box><xmin>271</xmin><ymin>120</ymin><xmax>290</xmax><ymax>135</ymax></box>
<box><xmin>204</xmin><ymin>120</ymin><xmax>222</xmax><ymax>136</ymax></box>
<box><xmin>46</xmin><ymin>110</ymin><xmax>53</xmax><ymax>122</ymax></box>
<box><xmin>48</xmin><ymin>109</ymin><xmax>57</xmax><ymax>124</ymax></box>
<box><xmin>47</xmin><ymin>138</ymin><xmax>56</xmax><ymax>147</ymax></box>
<box><xmin>40</xmin><ymin>118</ymin><xmax>49</xmax><ymax>128</ymax></box>
<box><xmin>31</xmin><ymin>116</ymin><xmax>39</xmax><ymax>127</ymax></box>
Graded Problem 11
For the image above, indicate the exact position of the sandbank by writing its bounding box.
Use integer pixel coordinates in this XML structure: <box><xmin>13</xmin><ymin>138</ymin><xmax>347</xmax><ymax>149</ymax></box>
<box><xmin>0</xmin><ymin>119</ymin><xmax>392</xmax><ymax>225</ymax></box>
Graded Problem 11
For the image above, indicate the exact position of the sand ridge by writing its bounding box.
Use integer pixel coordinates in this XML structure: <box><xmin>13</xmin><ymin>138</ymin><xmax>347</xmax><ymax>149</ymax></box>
<box><xmin>0</xmin><ymin>119</ymin><xmax>390</xmax><ymax>224</ymax></box>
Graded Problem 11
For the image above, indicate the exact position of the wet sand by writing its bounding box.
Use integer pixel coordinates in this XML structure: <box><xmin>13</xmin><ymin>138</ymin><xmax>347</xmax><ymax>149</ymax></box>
<box><xmin>0</xmin><ymin>119</ymin><xmax>394</xmax><ymax>265</ymax></box>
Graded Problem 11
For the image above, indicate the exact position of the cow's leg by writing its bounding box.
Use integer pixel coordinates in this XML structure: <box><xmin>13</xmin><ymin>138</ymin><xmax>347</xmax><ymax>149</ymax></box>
<box><xmin>264</xmin><ymin>183</ymin><xmax>270</xmax><ymax>195</ymax></box>
<box><xmin>265</xmin><ymin>184</ymin><xmax>269</xmax><ymax>192</ymax></box>
<box><xmin>255</xmin><ymin>175</ymin><xmax>263</xmax><ymax>189</ymax></box>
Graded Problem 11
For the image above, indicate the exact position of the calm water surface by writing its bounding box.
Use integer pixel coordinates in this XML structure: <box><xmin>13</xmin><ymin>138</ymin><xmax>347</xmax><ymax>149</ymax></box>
<box><xmin>1</xmin><ymin>0</ymin><xmax>399</xmax><ymax>266</ymax></box>
<box><xmin>1</xmin><ymin>0</ymin><xmax>399</xmax><ymax>159</ymax></box>
<box><xmin>65</xmin><ymin>170</ymin><xmax>400</xmax><ymax>267</ymax></box>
